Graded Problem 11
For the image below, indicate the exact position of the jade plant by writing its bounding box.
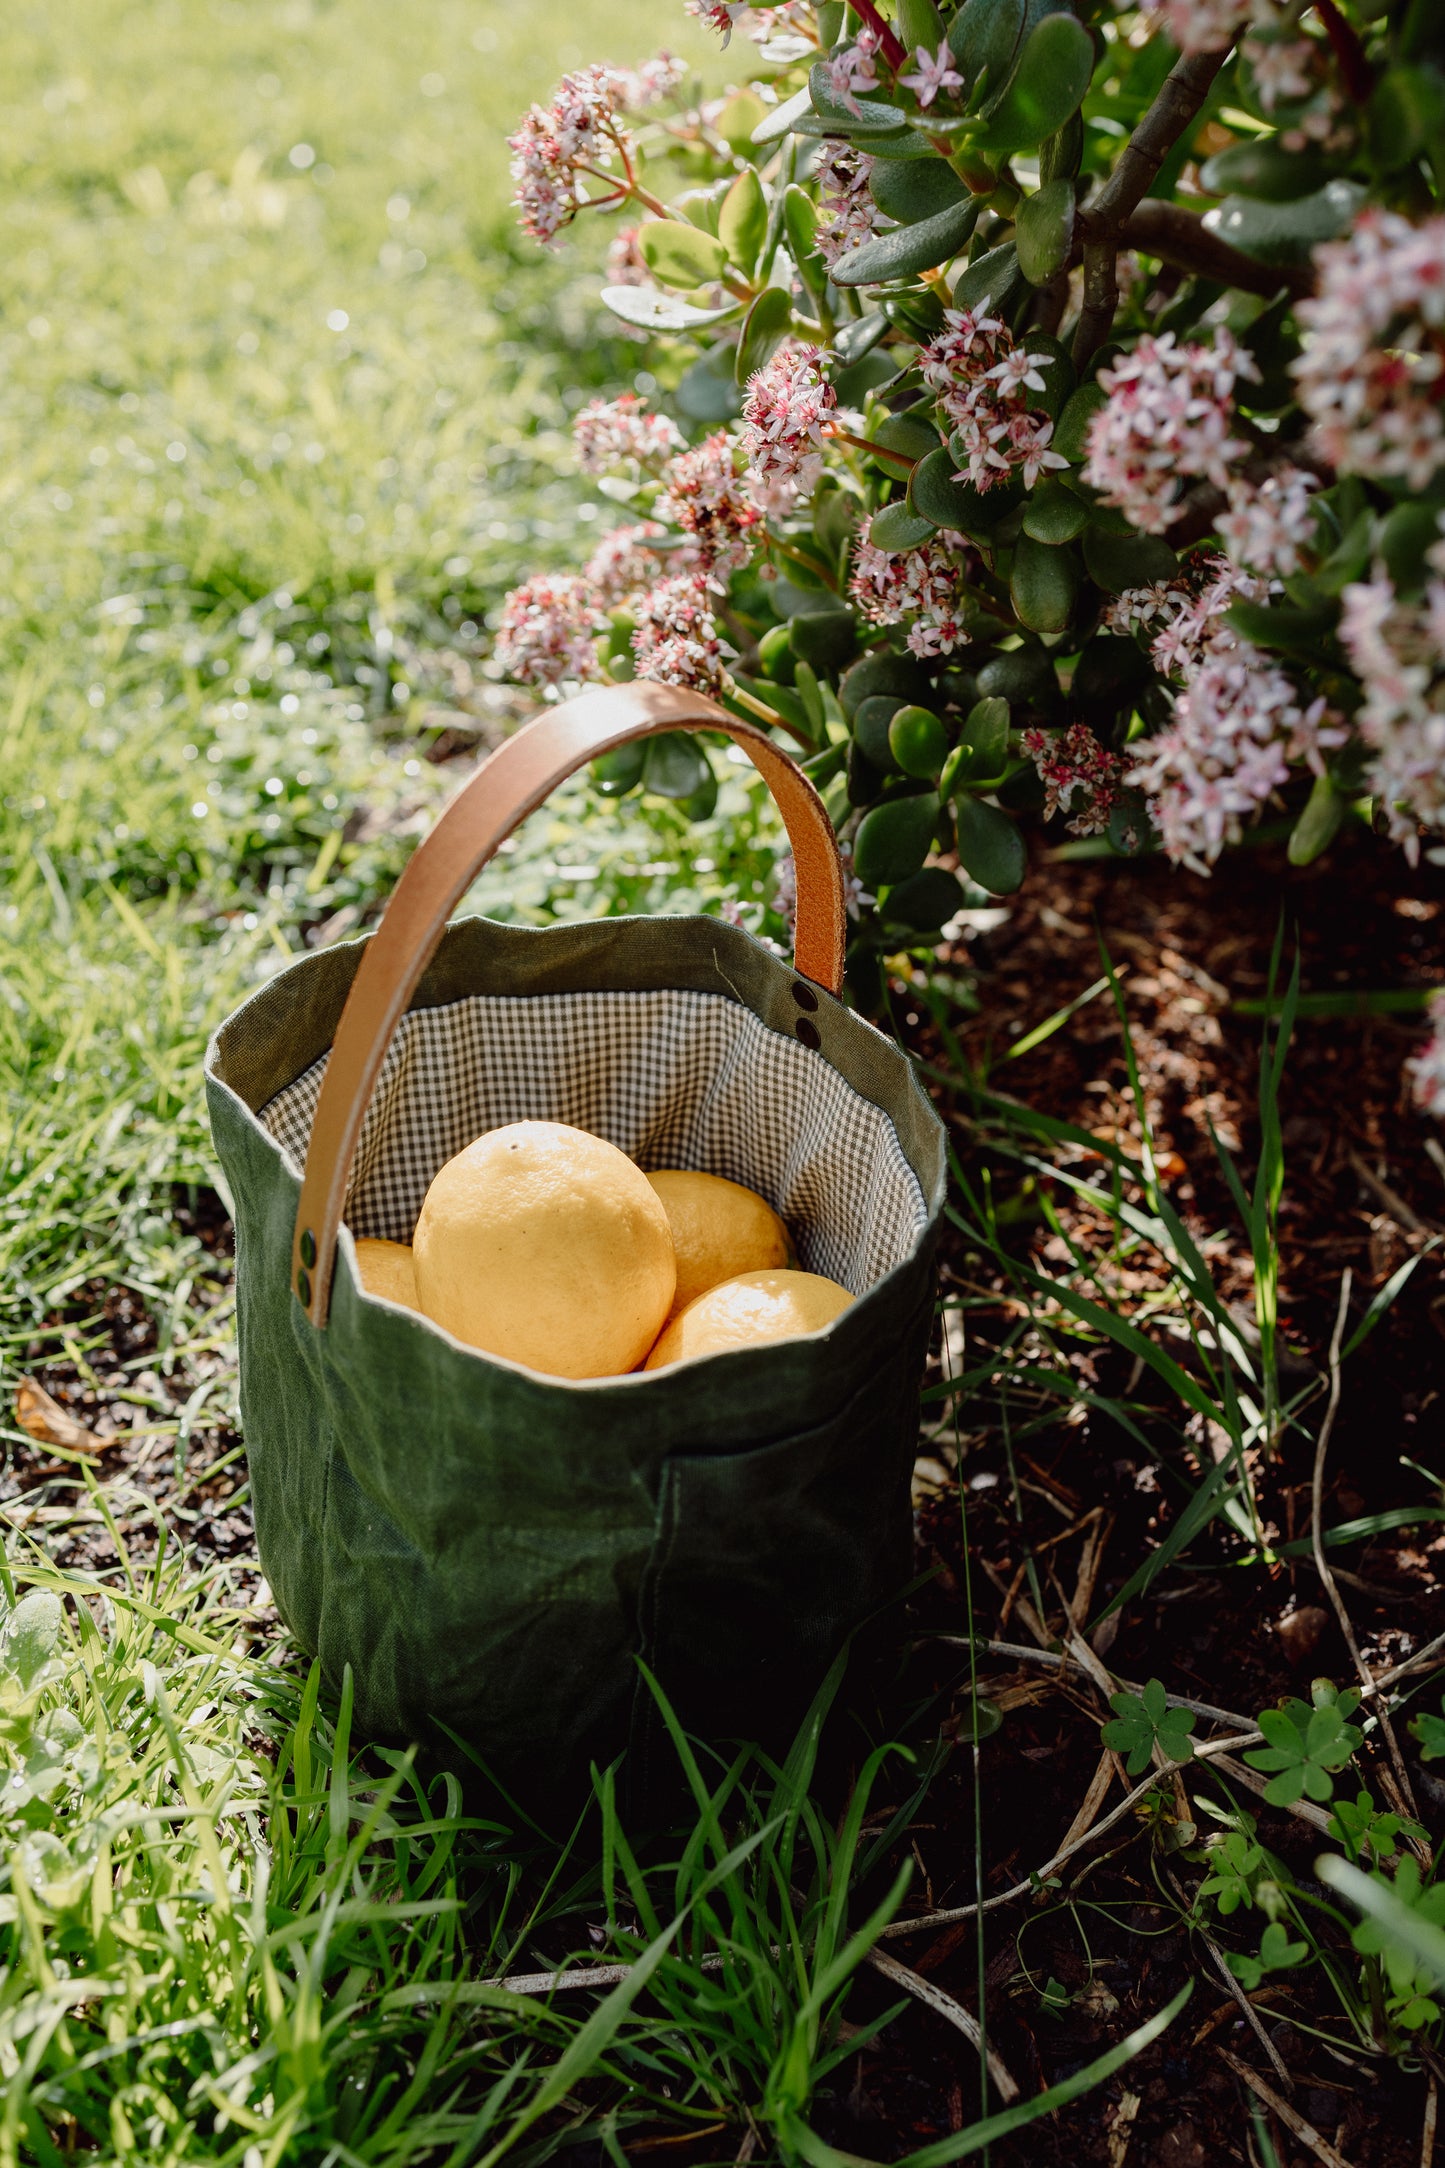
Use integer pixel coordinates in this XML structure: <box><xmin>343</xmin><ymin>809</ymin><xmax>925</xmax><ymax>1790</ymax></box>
<box><xmin>496</xmin><ymin>1</ymin><xmax>1445</xmax><ymax>1057</ymax></box>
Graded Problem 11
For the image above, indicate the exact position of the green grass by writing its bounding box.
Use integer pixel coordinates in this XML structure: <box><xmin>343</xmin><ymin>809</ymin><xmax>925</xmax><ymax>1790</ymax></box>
<box><xmin>0</xmin><ymin>10</ymin><xmax>1030</xmax><ymax>2160</ymax></box>
<box><xmin>0</xmin><ymin>0</ymin><xmax>779</xmax><ymax>1312</ymax></box>
<box><xmin>3</xmin><ymin>3</ymin><xmax>1409</xmax><ymax>2156</ymax></box>
<box><xmin>0</xmin><ymin>1533</ymin><xmax>1193</xmax><ymax>2166</ymax></box>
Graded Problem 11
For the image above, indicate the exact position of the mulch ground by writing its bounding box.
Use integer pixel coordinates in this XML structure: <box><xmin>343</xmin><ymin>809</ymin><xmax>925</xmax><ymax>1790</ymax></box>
<box><xmin>5</xmin><ymin>826</ymin><xmax>1445</xmax><ymax>2165</ymax></box>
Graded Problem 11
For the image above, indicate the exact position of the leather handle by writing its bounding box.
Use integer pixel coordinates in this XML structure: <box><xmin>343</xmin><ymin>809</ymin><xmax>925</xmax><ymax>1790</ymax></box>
<box><xmin>291</xmin><ymin>680</ymin><xmax>848</xmax><ymax>1326</ymax></box>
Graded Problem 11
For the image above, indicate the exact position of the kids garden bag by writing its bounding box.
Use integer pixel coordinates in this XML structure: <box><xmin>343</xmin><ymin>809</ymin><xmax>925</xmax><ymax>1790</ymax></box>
<box><xmin>206</xmin><ymin>680</ymin><xmax>947</xmax><ymax>1808</ymax></box>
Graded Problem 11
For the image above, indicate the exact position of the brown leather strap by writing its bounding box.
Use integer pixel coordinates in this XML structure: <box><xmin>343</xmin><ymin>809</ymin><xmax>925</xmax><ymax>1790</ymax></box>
<box><xmin>291</xmin><ymin>680</ymin><xmax>847</xmax><ymax>1326</ymax></box>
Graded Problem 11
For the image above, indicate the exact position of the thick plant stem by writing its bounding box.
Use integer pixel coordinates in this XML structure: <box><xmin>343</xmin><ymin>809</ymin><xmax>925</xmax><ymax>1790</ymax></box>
<box><xmin>1072</xmin><ymin>44</ymin><xmax>1231</xmax><ymax>370</ymax></box>
<box><xmin>1314</xmin><ymin>0</ymin><xmax>1374</xmax><ymax>106</ymax></box>
<box><xmin>1119</xmin><ymin>199</ymin><xmax>1316</xmax><ymax>301</ymax></box>
<box><xmin>832</xmin><ymin>426</ymin><xmax>918</xmax><ymax>469</ymax></box>
<box><xmin>721</xmin><ymin>673</ymin><xmax>815</xmax><ymax>747</ymax></box>
<box><xmin>847</xmin><ymin>0</ymin><xmax>908</xmax><ymax>71</ymax></box>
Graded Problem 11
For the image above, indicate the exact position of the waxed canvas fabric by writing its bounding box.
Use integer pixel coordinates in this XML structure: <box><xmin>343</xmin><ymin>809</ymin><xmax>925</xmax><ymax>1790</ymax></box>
<box><xmin>206</xmin><ymin>912</ymin><xmax>947</xmax><ymax>1813</ymax></box>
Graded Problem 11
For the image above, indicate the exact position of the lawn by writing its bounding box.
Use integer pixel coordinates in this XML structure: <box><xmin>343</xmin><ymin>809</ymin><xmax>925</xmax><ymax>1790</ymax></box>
<box><xmin>4</xmin><ymin>3</ymin><xmax>1445</xmax><ymax>2164</ymax></box>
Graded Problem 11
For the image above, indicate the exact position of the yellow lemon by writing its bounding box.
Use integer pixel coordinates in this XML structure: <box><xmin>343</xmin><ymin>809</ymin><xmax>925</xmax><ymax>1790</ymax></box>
<box><xmin>644</xmin><ymin>1268</ymin><xmax>853</xmax><ymax>1371</ymax></box>
<box><xmin>645</xmin><ymin>1169</ymin><xmax>793</xmax><ymax>1318</ymax></box>
<box><xmin>354</xmin><ymin>1237</ymin><xmax>422</xmax><ymax>1313</ymax></box>
<box><xmin>412</xmin><ymin>1121</ymin><xmax>676</xmax><ymax>1379</ymax></box>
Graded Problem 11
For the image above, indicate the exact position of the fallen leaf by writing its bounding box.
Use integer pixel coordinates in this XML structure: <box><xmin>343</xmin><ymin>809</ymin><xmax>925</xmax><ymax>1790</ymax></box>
<box><xmin>14</xmin><ymin>1378</ymin><xmax>105</xmax><ymax>1454</ymax></box>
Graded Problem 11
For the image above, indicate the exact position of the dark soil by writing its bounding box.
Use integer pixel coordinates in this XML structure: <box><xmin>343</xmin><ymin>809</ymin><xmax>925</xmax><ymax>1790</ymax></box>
<box><xmin>823</xmin><ymin>830</ymin><xmax>1445</xmax><ymax>2166</ymax></box>
<box><xmin>5</xmin><ymin>827</ymin><xmax>1445</xmax><ymax>2165</ymax></box>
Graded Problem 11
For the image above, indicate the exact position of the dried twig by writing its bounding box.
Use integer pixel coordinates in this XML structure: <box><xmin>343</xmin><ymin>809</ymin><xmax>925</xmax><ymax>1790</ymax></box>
<box><xmin>1425</xmin><ymin>2072</ymin><xmax>1439</xmax><ymax>2168</ymax></box>
<box><xmin>877</xmin><ymin>1729</ymin><xmax>1263</xmax><ymax>1939</ymax></box>
<box><xmin>971</xmin><ymin>1638</ymin><xmax>1255</xmax><ymax>1732</ymax></box>
<box><xmin>978</xmin><ymin>1556</ymin><xmax>1050</xmax><ymax>1650</ymax></box>
<box><xmin>1054</xmin><ymin>1748</ymin><xmax>1117</xmax><ymax>1860</ymax></box>
<box><xmin>485</xmin><ymin>1936</ymin><xmax>1018</xmax><ymax>2110</ymax></box>
<box><xmin>1378</xmin><ymin>1630</ymin><xmax>1445</xmax><ymax>1693</ymax></box>
<box><xmin>491</xmin><ymin>1958</ymin><xmax>639</xmax><ymax>1996</ymax></box>
<box><xmin>863</xmin><ymin>1947</ymin><xmax>1020</xmax><ymax>2104</ymax></box>
<box><xmin>1072</xmin><ymin>1508</ymin><xmax>1113</xmax><ymax>1622</ymax></box>
<box><xmin>1165</xmin><ymin>1867</ymin><xmax>1290</xmax><ymax>2088</ymax></box>
<box><xmin>1206</xmin><ymin>1751</ymin><xmax>1335</xmax><ymax>1835</ymax></box>
<box><xmin>1190</xmin><ymin>1983</ymin><xmax>1294</xmax><ymax>2046</ymax></box>
<box><xmin>1347</xmin><ymin>1148</ymin><xmax>1440</xmax><ymax>1237</ymax></box>
<box><xmin>1218</xmin><ymin>2048</ymin><xmax>1359</xmax><ymax>2168</ymax></box>
<box><xmin>482</xmin><ymin>1622</ymin><xmax>1445</xmax><ymax>2001</ymax></box>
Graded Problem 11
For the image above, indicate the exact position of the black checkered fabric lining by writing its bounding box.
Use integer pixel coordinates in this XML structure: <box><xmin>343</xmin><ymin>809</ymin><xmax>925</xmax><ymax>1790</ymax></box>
<box><xmin>259</xmin><ymin>987</ymin><xmax>927</xmax><ymax>1295</ymax></box>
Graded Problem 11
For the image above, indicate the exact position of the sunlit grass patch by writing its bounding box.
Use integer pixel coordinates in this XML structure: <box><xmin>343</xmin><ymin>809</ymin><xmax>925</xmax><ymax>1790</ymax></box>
<box><xmin>0</xmin><ymin>0</ymin><xmax>733</xmax><ymax>1310</ymax></box>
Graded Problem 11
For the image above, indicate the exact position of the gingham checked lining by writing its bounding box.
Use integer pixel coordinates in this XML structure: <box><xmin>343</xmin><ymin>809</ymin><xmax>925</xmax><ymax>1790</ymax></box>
<box><xmin>259</xmin><ymin>988</ymin><xmax>927</xmax><ymax>1295</ymax></box>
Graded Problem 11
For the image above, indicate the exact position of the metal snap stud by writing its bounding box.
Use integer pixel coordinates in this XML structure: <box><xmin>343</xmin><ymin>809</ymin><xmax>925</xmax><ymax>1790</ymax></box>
<box><xmin>299</xmin><ymin>1227</ymin><xmax>317</xmax><ymax>1268</ymax></box>
<box><xmin>791</xmin><ymin>980</ymin><xmax>819</xmax><ymax>1012</ymax></box>
<box><xmin>296</xmin><ymin>1267</ymin><xmax>312</xmax><ymax>1307</ymax></box>
<box><xmin>794</xmin><ymin>1017</ymin><xmax>821</xmax><ymax>1050</ymax></box>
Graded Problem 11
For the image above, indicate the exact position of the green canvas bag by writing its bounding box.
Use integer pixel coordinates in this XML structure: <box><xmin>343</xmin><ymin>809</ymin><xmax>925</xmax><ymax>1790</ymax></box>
<box><xmin>206</xmin><ymin>681</ymin><xmax>947</xmax><ymax>1812</ymax></box>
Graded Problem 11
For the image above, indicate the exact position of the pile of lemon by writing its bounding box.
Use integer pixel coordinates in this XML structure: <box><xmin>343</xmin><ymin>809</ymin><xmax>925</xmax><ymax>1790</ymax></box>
<box><xmin>351</xmin><ymin>1121</ymin><xmax>852</xmax><ymax>1379</ymax></box>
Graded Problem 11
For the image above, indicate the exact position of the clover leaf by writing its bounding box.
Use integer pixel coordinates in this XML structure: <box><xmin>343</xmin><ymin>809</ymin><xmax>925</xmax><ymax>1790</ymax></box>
<box><xmin>1101</xmin><ymin>1679</ymin><xmax>1195</xmax><ymax>1776</ymax></box>
<box><xmin>1196</xmin><ymin>1828</ymin><xmax>1266</xmax><ymax>1917</ymax></box>
<box><xmin>1243</xmin><ymin>1689</ymin><xmax>1363</xmax><ymax>1806</ymax></box>
<box><xmin>1328</xmin><ymin>1787</ymin><xmax>1427</xmax><ymax>1864</ymax></box>
<box><xmin>1225</xmin><ymin>1918</ymin><xmax>1309</xmax><ymax>1991</ymax></box>
<box><xmin>1349</xmin><ymin>1857</ymin><xmax>1445</xmax><ymax>2029</ymax></box>
<box><xmin>1409</xmin><ymin>1693</ymin><xmax>1445</xmax><ymax>1764</ymax></box>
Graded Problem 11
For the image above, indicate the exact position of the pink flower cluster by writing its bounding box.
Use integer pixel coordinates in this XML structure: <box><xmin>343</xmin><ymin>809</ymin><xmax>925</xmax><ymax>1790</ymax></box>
<box><xmin>656</xmin><ymin>431</ymin><xmax>763</xmax><ymax>576</ymax></box>
<box><xmin>1137</xmin><ymin>0</ymin><xmax>1289</xmax><ymax>58</ymax></box>
<box><xmin>740</xmin><ymin>343</ymin><xmax>838</xmax><ymax>509</ymax></box>
<box><xmin>919</xmin><ymin>308</ymin><xmax>1069</xmax><ymax>493</ymax></box>
<box><xmin>1139</xmin><ymin>0</ymin><xmax>1253</xmax><ymax>53</ymax></box>
<box><xmin>849</xmin><ymin>517</ymin><xmax>969</xmax><ymax>658</ymax></box>
<box><xmin>697</xmin><ymin>0</ymin><xmax>818</xmax><ymax>49</ymax></box>
<box><xmin>1083</xmin><ymin>330</ymin><xmax>1256</xmax><ymax>534</ymax></box>
<box><xmin>1410</xmin><ymin>992</ymin><xmax>1445</xmax><ymax>1121</ymax></box>
<box><xmin>606</xmin><ymin>226</ymin><xmax>649</xmax><ymax>287</ymax></box>
<box><xmin>509</xmin><ymin>66</ymin><xmax>635</xmax><ymax>245</ymax></box>
<box><xmin>1294</xmin><ymin>210</ymin><xmax>1445</xmax><ymax>493</ymax></box>
<box><xmin>1103</xmin><ymin>555</ymin><xmax>1268</xmax><ymax>678</ymax></box>
<box><xmin>1141</xmin><ymin>0</ymin><xmax>1344</xmax><ymax>136</ymax></box>
<box><xmin>821</xmin><ymin>28</ymin><xmax>884</xmax><ymax>118</ymax></box>
<box><xmin>583</xmin><ymin>520</ymin><xmax>670</xmax><ymax>607</ymax></box>
<box><xmin>494</xmin><ymin>573</ymin><xmax>605</xmax><ymax>689</ymax></box>
<box><xmin>1247</xmin><ymin>28</ymin><xmax>1348</xmax><ymax>149</ymax></box>
<box><xmin>621</xmin><ymin>52</ymin><xmax>688</xmax><ymax>107</ymax></box>
<box><xmin>813</xmin><ymin>144</ymin><xmax>878</xmax><ymax>270</ymax></box>
<box><xmin>1216</xmin><ymin>468</ymin><xmax>1318</xmax><ymax>579</ymax></box>
<box><xmin>686</xmin><ymin>0</ymin><xmax>748</xmax><ymax>44</ymax></box>
<box><xmin>631</xmin><ymin>575</ymin><xmax>724</xmax><ymax>691</ymax></box>
<box><xmin>498</xmin><ymin>521</ymin><xmax>677</xmax><ymax>687</ymax></box>
<box><xmin>900</xmin><ymin>41</ymin><xmax>963</xmax><ymax>108</ymax></box>
<box><xmin>573</xmin><ymin>394</ymin><xmax>684</xmax><ymax>476</ymax></box>
<box><xmin>1338</xmin><ymin>570</ymin><xmax>1445</xmax><ymax>853</ymax></box>
<box><xmin>1101</xmin><ymin>548</ymin><xmax>1346</xmax><ymax>863</ymax></box>
<box><xmin>1021</xmin><ymin>724</ymin><xmax>1126</xmax><ymax>837</ymax></box>
<box><xmin>1126</xmin><ymin>646</ymin><xmax>1341</xmax><ymax>870</ymax></box>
